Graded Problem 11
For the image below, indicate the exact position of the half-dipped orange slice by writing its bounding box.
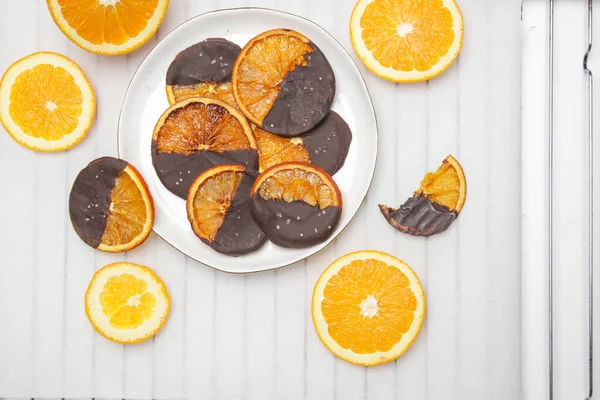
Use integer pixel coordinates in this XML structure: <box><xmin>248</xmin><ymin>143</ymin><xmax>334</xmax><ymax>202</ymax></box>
<box><xmin>151</xmin><ymin>97</ymin><xmax>257</xmax><ymax>199</ymax></box>
<box><xmin>69</xmin><ymin>157</ymin><xmax>154</xmax><ymax>252</ymax></box>
<box><xmin>255</xmin><ymin>111</ymin><xmax>352</xmax><ymax>174</ymax></box>
<box><xmin>251</xmin><ymin>162</ymin><xmax>342</xmax><ymax>248</ymax></box>
<box><xmin>232</xmin><ymin>29</ymin><xmax>335</xmax><ymax>136</ymax></box>
<box><xmin>165</xmin><ymin>38</ymin><xmax>241</xmax><ymax>106</ymax></box>
<box><xmin>379</xmin><ymin>155</ymin><xmax>466</xmax><ymax>236</ymax></box>
<box><xmin>187</xmin><ymin>164</ymin><xmax>266</xmax><ymax>255</ymax></box>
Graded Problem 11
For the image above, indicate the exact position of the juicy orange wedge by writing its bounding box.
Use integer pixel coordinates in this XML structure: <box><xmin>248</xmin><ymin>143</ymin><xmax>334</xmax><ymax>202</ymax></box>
<box><xmin>312</xmin><ymin>250</ymin><xmax>425</xmax><ymax>366</ymax></box>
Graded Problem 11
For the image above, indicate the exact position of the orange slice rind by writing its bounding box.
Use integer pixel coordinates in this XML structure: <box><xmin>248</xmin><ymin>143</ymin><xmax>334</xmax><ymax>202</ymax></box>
<box><xmin>85</xmin><ymin>262</ymin><xmax>170</xmax><ymax>344</ymax></box>
<box><xmin>350</xmin><ymin>0</ymin><xmax>464</xmax><ymax>82</ymax></box>
<box><xmin>0</xmin><ymin>52</ymin><xmax>95</xmax><ymax>152</ymax></box>
<box><xmin>312</xmin><ymin>250</ymin><xmax>426</xmax><ymax>366</ymax></box>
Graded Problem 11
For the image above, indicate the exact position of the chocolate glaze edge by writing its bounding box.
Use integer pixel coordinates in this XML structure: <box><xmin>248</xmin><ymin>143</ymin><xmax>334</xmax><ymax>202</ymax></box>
<box><xmin>379</xmin><ymin>193</ymin><xmax>457</xmax><ymax>237</ymax></box>
<box><xmin>301</xmin><ymin>110</ymin><xmax>352</xmax><ymax>175</ymax></box>
<box><xmin>210</xmin><ymin>173</ymin><xmax>267</xmax><ymax>255</ymax></box>
<box><xmin>262</xmin><ymin>41</ymin><xmax>336</xmax><ymax>136</ymax></box>
<box><xmin>152</xmin><ymin>140</ymin><xmax>259</xmax><ymax>199</ymax></box>
<box><xmin>69</xmin><ymin>157</ymin><xmax>128</xmax><ymax>248</ymax></box>
<box><xmin>251</xmin><ymin>195</ymin><xmax>341</xmax><ymax>248</ymax></box>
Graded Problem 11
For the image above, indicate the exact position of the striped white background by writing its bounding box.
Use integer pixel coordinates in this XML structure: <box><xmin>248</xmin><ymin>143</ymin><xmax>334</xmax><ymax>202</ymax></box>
<box><xmin>0</xmin><ymin>0</ymin><xmax>521</xmax><ymax>398</ymax></box>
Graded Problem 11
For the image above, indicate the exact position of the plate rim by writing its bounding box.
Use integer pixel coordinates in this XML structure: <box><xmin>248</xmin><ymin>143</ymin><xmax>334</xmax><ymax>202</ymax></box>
<box><xmin>116</xmin><ymin>6</ymin><xmax>379</xmax><ymax>274</ymax></box>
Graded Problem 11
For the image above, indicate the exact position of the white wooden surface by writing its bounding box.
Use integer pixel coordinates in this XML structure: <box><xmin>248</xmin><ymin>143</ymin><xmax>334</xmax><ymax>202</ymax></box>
<box><xmin>521</xmin><ymin>1</ymin><xmax>600</xmax><ymax>399</ymax></box>
<box><xmin>0</xmin><ymin>0</ymin><xmax>522</xmax><ymax>398</ymax></box>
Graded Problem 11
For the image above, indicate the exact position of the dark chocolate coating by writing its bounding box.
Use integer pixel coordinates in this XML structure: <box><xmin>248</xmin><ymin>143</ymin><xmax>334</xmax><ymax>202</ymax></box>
<box><xmin>69</xmin><ymin>157</ymin><xmax>128</xmax><ymax>248</ymax></box>
<box><xmin>302</xmin><ymin>111</ymin><xmax>352</xmax><ymax>175</ymax></box>
<box><xmin>200</xmin><ymin>172</ymin><xmax>267</xmax><ymax>255</ymax></box>
<box><xmin>151</xmin><ymin>140</ymin><xmax>259</xmax><ymax>199</ymax></box>
<box><xmin>262</xmin><ymin>42</ymin><xmax>335</xmax><ymax>136</ymax></box>
<box><xmin>251</xmin><ymin>195</ymin><xmax>341</xmax><ymax>248</ymax></box>
<box><xmin>379</xmin><ymin>194</ymin><xmax>457</xmax><ymax>237</ymax></box>
<box><xmin>166</xmin><ymin>38</ymin><xmax>241</xmax><ymax>86</ymax></box>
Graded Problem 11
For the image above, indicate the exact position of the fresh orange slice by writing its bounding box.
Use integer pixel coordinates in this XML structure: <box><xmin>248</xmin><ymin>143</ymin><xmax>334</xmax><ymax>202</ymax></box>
<box><xmin>312</xmin><ymin>250</ymin><xmax>426</xmax><ymax>366</ymax></box>
<box><xmin>254</xmin><ymin>127</ymin><xmax>311</xmax><ymax>172</ymax></box>
<box><xmin>0</xmin><ymin>52</ymin><xmax>95</xmax><ymax>152</ymax></box>
<box><xmin>187</xmin><ymin>164</ymin><xmax>266</xmax><ymax>255</ymax></box>
<box><xmin>232</xmin><ymin>29</ymin><xmax>335</xmax><ymax>136</ymax></box>
<box><xmin>350</xmin><ymin>0</ymin><xmax>464</xmax><ymax>82</ymax></box>
<box><xmin>47</xmin><ymin>0</ymin><xmax>169</xmax><ymax>55</ymax></box>
<box><xmin>69</xmin><ymin>157</ymin><xmax>154</xmax><ymax>253</ymax></box>
<box><xmin>416</xmin><ymin>154</ymin><xmax>466</xmax><ymax>212</ymax></box>
<box><xmin>85</xmin><ymin>262</ymin><xmax>170</xmax><ymax>344</ymax></box>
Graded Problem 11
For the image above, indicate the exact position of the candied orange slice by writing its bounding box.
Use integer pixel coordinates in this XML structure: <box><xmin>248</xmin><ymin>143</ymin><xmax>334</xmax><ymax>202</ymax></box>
<box><xmin>251</xmin><ymin>162</ymin><xmax>342</xmax><ymax>209</ymax></box>
<box><xmin>85</xmin><ymin>262</ymin><xmax>170</xmax><ymax>344</ymax></box>
<box><xmin>350</xmin><ymin>0</ymin><xmax>463</xmax><ymax>82</ymax></box>
<box><xmin>187</xmin><ymin>164</ymin><xmax>245</xmax><ymax>242</ymax></box>
<box><xmin>167</xmin><ymin>82</ymin><xmax>237</xmax><ymax>108</ymax></box>
<box><xmin>0</xmin><ymin>52</ymin><xmax>95</xmax><ymax>152</ymax></box>
<box><xmin>312</xmin><ymin>250</ymin><xmax>425</xmax><ymax>366</ymax></box>
<box><xmin>254</xmin><ymin>127</ymin><xmax>310</xmax><ymax>171</ymax></box>
<box><xmin>153</xmin><ymin>97</ymin><xmax>255</xmax><ymax>154</ymax></box>
<box><xmin>99</xmin><ymin>165</ymin><xmax>154</xmax><ymax>252</ymax></box>
<box><xmin>47</xmin><ymin>0</ymin><xmax>169</xmax><ymax>55</ymax></box>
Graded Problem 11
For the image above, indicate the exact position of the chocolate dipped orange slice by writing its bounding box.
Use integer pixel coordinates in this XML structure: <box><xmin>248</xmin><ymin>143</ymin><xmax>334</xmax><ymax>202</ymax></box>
<box><xmin>379</xmin><ymin>155</ymin><xmax>466</xmax><ymax>236</ymax></box>
<box><xmin>255</xmin><ymin>111</ymin><xmax>352</xmax><ymax>174</ymax></box>
<box><xmin>251</xmin><ymin>162</ymin><xmax>342</xmax><ymax>248</ymax></box>
<box><xmin>69</xmin><ymin>157</ymin><xmax>154</xmax><ymax>252</ymax></box>
<box><xmin>151</xmin><ymin>97</ymin><xmax>257</xmax><ymax>199</ymax></box>
<box><xmin>232</xmin><ymin>29</ymin><xmax>335</xmax><ymax>136</ymax></box>
<box><xmin>166</xmin><ymin>38</ymin><xmax>241</xmax><ymax>106</ymax></box>
<box><xmin>187</xmin><ymin>164</ymin><xmax>266</xmax><ymax>255</ymax></box>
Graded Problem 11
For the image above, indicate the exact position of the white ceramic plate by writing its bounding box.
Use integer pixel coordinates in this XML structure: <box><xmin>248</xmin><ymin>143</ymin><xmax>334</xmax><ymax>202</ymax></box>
<box><xmin>118</xmin><ymin>8</ymin><xmax>377</xmax><ymax>273</ymax></box>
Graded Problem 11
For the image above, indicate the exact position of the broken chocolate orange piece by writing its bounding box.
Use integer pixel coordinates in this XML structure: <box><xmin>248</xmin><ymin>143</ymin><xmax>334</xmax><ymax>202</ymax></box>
<box><xmin>250</xmin><ymin>162</ymin><xmax>342</xmax><ymax>248</ymax></box>
<box><xmin>379</xmin><ymin>155</ymin><xmax>466</xmax><ymax>237</ymax></box>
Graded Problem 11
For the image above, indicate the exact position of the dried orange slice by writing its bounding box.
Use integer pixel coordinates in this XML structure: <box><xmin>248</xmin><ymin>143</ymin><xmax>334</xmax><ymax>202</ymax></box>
<box><xmin>0</xmin><ymin>52</ymin><xmax>95</xmax><ymax>152</ymax></box>
<box><xmin>69</xmin><ymin>157</ymin><xmax>154</xmax><ymax>252</ymax></box>
<box><xmin>350</xmin><ymin>0</ymin><xmax>464</xmax><ymax>82</ymax></box>
<box><xmin>250</xmin><ymin>162</ymin><xmax>342</xmax><ymax>248</ymax></box>
<box><xmin>151</xmin><ymin>97</ymin><xmax>257</xmax><ymax>199</ymax></box>
<box><xmin>187</xmin><ymin>164</ymin><xmax>266</xmax><ymax>255</ymax></box>
<box><xmin>232</xmin><ymin>29</ymin><xmax>335</xmax><ymax>136</ymax></box>
<box><xmin>312</xmin><ymin>250</ymin><xmax>426</xmax><ymax>366</ymax></box>
<box><xmin>47</xmin><ymin>0</ymin><xmax>169</xmax><ymax>55</ymax></box>
<box><xmin>255</xmin><ymin>110</ymin><xmax>352</xmax><ymax>174</ymax></box>
<box><xmin>166</xmin><ymin>38</ymin><xmax>240</xmax><ymax>106</ymax></box>
<box><xmin>85</xmin><ymin>262</ymin><xmax>170</xmax><ymax>344</ymax></box>
<box><xmin>380</xmin><ymin>155</ymin><xmax>466</xmax><ymax>236</ymax></box>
